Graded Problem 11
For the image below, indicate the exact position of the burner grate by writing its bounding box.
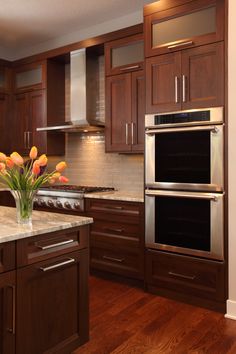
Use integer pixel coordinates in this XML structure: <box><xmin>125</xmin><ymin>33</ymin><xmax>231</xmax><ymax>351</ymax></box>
<box><xmin>40</xmin><ymin>185</ymin><xmax>115</xmax><ymax>193</ymax></box>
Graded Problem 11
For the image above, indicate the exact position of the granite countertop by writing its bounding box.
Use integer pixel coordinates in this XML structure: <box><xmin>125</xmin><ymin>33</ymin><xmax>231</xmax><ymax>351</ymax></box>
<box><xmin>84</xmin><ymin>190</ymin><xmax>144</xmax><ymax>203</ymax></box>
<box><xmin>0</xmin><ymin>206</ymin><xmax>93</xmax><ymax>244</ymax></box>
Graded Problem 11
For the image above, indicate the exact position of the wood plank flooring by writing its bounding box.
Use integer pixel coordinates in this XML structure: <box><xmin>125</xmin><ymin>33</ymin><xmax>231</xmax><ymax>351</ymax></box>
<box><xmin>73</xmin><ymin>276</ymin><xmax>236</xmax><ymax>354</ymax></box>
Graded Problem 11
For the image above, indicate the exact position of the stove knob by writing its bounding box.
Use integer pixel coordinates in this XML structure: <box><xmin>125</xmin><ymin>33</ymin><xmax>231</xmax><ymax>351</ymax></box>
<box><xmin>64</xmin><ymin>201</ymin><xmax>72</xmax><ymax>209</ymax></box>
<box><xmin>74</xmin><ymin>202</ymin><xmax>81</xmax><ymax>210</ymax></box>
<box><xmin>39</xmin><ymin>199</ymin><xmax>46</xmax><ymax>207</ymax></box>
<box><xmin>47</xmin><ymin>200</ymin><xmax>54</xmax><ymax>207</ymax></box>
<box><xmin>56</xmin><ymin>201</ymin><xmax>62</xmax><ymax>208</ymax></box>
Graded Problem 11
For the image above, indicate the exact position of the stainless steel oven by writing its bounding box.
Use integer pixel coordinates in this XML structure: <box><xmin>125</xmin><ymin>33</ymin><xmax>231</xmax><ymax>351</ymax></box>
<box><xmin>145</xmin><ymin>190</ymin><xmax>224</xmax><ymax>260</ymax></box>
<box><xmin>145</xmin><ymin>107</ymin><xmax>224</xmax><ymax>192</ymax></box>
<box><xmin>145</xmin><ymin>107</ymin><xmax>225</xmax><ymax>261</ymax></box>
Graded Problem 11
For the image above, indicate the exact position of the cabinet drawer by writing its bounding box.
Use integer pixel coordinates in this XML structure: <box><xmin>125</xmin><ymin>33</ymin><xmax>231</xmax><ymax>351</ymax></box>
<box><xmin>0</xmin><ymin>242</ymin><xmax>15</xmax><ymax>274</ymax></box>
<box><xmin>91</xmin><ymin>219</ymin><xmax>140</xmax><ymax>239</ymax></box>
<box><xmin>86</xmin><ymin>199</ymin><xmax>142</xmax><ymax>217</ymax></box>
<box><xmin>17</xmin><ymin>225</ymin><xmax>89</xmax><ymax>267</ymax></box>
<box><xmin>146</xmin><ymin>250</ymin><xmax>225</xmax><ymax>302</ymax></box>
<box><xmin>91</xmin><ymin>234</ymin><xmax>143</xmax><ymax>279</ymax></box>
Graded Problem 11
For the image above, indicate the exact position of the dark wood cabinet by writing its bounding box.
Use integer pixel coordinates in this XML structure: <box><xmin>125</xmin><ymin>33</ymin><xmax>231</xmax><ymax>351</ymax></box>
<box><xmin>0</xmin><ymin>271</ymin><xmax>16</xmax><ymax>354</ymax></box>
<box><xmin>0</xmin><ymin>94</ymin><xmax>11</xmax><ymax>153</ymax></box>
<box><xmin>144</xmin><ymin>0</ymin><xmax>225</xmax><ymax>58</ymax></box>
<box><xmin>106</xmin><ymin>70</ymin><xmax>145</xmax><ymax>152</ymax></box>
<box><xmin>0</xmin><ymin>65</ymin><xmax>12</xmax><ymax>94</ymax></box>
<box><xmin>16</xmin><ymin>249</ymin><xmax>89</xmax><ymax>354</ymax></box>
<box><xmin>145</xmin><ymin>249</ymin><xmax>226</xmax><ymax>312</ymax></box>
<box><xmin>146</xmin><ymin>42</ymin><xmax>224</xmax><ymax>113</ymax></box>
<box><xmin>86</xmin><ymin>199</ymin><xmax>144</xmax><ymax>279</ymax></box>
<box><xmin>13</xmin><ymin>61</ymin><xmax>46</xmax><ymax>93</ymax></box>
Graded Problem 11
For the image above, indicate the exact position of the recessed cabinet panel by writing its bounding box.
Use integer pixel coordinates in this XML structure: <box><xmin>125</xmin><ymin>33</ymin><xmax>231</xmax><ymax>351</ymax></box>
<box><xmin>152</xmin><ymin>7</ymin><xmax>216</xmax><ymax>48</ymax></box>
<box><xmin>0</xmin><ymin>72</ymin><xmax>4</xmax><ymax>88</ymax></box>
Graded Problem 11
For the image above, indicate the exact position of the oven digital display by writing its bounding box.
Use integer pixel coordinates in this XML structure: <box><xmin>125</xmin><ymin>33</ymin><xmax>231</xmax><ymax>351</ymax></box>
<box><xmin>154</xmin><ymin>110</ymin><xmax>210</xmax><ymax>125</ymax></box>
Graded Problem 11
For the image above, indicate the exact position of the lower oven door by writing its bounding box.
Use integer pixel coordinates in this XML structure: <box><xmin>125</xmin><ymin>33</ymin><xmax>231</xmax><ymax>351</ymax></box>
<box><xmin>145</xmin><ymin>190</ymin><xmax>224</xmax><ymax>260</ymax></box>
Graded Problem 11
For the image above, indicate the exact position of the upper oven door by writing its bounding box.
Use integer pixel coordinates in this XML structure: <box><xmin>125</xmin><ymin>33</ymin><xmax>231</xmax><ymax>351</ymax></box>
<box><xmin>145</xmin><ymin>124</ymin><xmax>224</xmax><ymax>192</ymax></box>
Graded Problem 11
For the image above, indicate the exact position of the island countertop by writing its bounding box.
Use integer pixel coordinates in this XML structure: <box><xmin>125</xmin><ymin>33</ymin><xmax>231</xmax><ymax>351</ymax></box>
<box><xmin>0</xmin><ymin>206</ymin><xmax>93</xmax><ymax>244</ymax></box>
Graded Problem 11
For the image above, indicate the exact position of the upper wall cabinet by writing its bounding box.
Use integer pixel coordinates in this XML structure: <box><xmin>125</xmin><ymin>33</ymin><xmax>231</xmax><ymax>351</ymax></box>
<box><xmin>13</xmin><ymin>61</ymin><xmax>46</xmax><ymax>92</ymax></box>
<box><xmin>0</xmin><ymin>66</ymin><xmax>12</xmax><ymax>93</ymax></box>
<box><xmin>105</xmin><ymin>34</ymin><xmax>144</xmax><ymax>76</ymax></box>
<box><xmin>144</xmin><ymin>0</ymin><xmax>225</xmax><ymax>57</ymax></box>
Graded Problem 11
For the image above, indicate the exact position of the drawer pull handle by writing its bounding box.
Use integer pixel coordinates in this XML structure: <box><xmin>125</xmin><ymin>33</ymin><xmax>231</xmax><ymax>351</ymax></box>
<box><xmin>39</xmin><ymin>258</ymin><xmax>75</xmax><ymax>272</ymax></box>
<box><xmin>103</xmin><ymin>206</ymin><xmax>124</xmax><ymax>210</ymax></box>
<box><xmin>168</xmin><ymin>271</ymin><xmax>195</xmax><ymax>281</ymax></box>
<box><xmin>35</xmin><ymin>239</ymin><xmax>74</xmax><ymax>250</ymax></box>
<box><xmin>120</xmin><ymin>65</ymin><xmax>140</xmax><ymax>71</ymax></box>
<box><xmin>104</xmin><ymin>228</ymin><xmax>124</xmax><ymax>234</ymax></box>
<box><xmin>167</xmin><ymin>40</ymin><xmax>193</xmax><ymax>49</ymax></box>
<box><xmin>103</xmin><ymin>255</ymin><xmax>124</xmax><ymax>263</ymax></box>
<box><xmin>6</xmin><ymin>285</ymin><xmax>16</xmax><ymax>335</ymax></box>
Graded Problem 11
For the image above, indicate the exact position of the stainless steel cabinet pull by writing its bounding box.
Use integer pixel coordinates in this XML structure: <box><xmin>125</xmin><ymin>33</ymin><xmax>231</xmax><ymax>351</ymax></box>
<box><xmin>145</xmin><ymin>189</ymin><xmax>220</xmax><ymax>202</ymax></box>
<box><xmin>168</xmin><ymin>41</ymin><xmax>193</xmax><ymax>49</ymax></box>
<box><xmin>24</xmin><ymin>132</ymin><xmax>27</xmax><ymax>148</ymax></box>
<box><xmin>104</xmin><ymin>228</ymin><xmax>124</xmax><ymax>234</ymax></box>
<box><xmin>125</xmin><ymin>123</ymin><xmax>129</xmax><ymax>145</ymax></box>
<box><xmin>168</xmin><ymin>271</ymin><xmax>195</xmax><ymax>280</ymax></box>
<box><xmin>103</xmin><ymin>255</ymin><xmax>124</xmax><ymax>263</ymax></box>
<box><xmin>182</xmin><ymin>75</ymin><xmax>186</xmax><ymax>102</ymax></box>
<box><xmin>131</xmin><ymin>122</ymin><xmax>134</xmax><ymax>145</ymax></box>
<box><xmin>35</xmin><ymin>239</ymin><xmax>74</xmax><ymax>250</ymax></box>
<box><xmin>103</xmin><ymin>205</ymin><xmax>124</xmax><ymax>210</ymax></box>
<box><xmin>146</xmin><ymin>125</ymin><xmax>221</xmax><ymax>135</ymax></box>
<box><xmin>27</xmin><ymin>131</ymin><xmax>31</xmax><ymax>149</ymax></box>
<box><xmin>6</xmin><ymin>285</ymin><xmax>16</xmax><ymax>335</ymax></box>
<box><xmin>39</xmin><ymin>258</ymin><xmax>75</xmax><ymax>272</ymax></box>
<box><xmin>120</xmin><ymin>65</ymin><xmax>140</xmax><ymax>71</ymax></box>
<box><xmin>175</xmin><ymin>76</ymin><xmax>179</xmax><ymax>103</ymax></box>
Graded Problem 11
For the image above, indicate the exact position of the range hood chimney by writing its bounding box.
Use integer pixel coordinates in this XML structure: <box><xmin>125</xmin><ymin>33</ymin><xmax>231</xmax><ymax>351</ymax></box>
<box><xmin>37</xmin><ymin>48</ymin><xmax>105</xmax><ymax>133</ymax></box>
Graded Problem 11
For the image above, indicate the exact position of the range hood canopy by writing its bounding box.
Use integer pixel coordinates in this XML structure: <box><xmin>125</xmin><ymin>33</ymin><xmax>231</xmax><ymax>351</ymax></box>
<box><xmin>37</xmin><ymin>48</ymin><xmax>105</xmax><ymax>133</ymax></box>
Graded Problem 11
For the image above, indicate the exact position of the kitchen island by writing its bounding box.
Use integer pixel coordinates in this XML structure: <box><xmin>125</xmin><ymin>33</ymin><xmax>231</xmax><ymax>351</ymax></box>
<box><xmin>0</xmin><ymin>206</ymin><xmax>93</xmax><ymax>354</ymax></box>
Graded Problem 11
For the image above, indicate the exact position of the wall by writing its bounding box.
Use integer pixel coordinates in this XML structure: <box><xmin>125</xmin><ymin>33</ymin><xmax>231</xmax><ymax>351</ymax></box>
<box><xmin>226</xmin><ymin>0</ymin><xmax>236</xmax><ymax>319</ymax></box>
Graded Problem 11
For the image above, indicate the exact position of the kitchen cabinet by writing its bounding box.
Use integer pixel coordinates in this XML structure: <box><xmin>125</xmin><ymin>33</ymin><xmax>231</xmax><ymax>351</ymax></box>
<box><xmin>86</xmin><ymin>199</ymin><xmax>144</xmax><ymax>280</ymax></box>
<box><xmin>0</xmin><ymin>94</ymin><xmax>11</xmax><ymax>153</ymax></box>
<box><xmin>0</xmin><ymin>66</ymin><xmax>12</xmax><ymax>94</ymax></box>
<box><xmin>105</xmin><ymin>33</ymin><xmax>144</xmax><ymax>76</ymax></box>
<box><xmin>145</xmin><ymin>249</ymin><xmax>226</xmax><ymax>312</ymax></box>
<box><xmin>144</xmin><ymin>0</ymin><xmax>225</xmax><ymax>58</ymax></box>
<box><xmin>13</xmin><ymin>59</ymin><xmax>65</xmax><ymax>155</ymax></box>
<box><xmin>146</xmin><ymin>42</ymin><xmax>224</xmax><ymax>113</ymax></box>
<box><xmin>106</xmin><ymin>70</ymin><xmax>145</xmax><ymax>152</ymax></box>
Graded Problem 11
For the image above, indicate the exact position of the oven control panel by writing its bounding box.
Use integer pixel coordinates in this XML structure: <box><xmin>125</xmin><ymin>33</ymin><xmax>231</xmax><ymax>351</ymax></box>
<box><xmin>34</xmin><ymin>196</ymin><xmax>84</xmax><ymax>211</ymax></box>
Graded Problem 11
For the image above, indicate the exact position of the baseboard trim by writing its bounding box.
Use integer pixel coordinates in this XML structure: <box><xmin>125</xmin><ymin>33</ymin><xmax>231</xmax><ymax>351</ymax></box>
<box><xmin>225</xmin><ymin>300</ymin><xmax>236</xmax><ymax>320</ymax></box>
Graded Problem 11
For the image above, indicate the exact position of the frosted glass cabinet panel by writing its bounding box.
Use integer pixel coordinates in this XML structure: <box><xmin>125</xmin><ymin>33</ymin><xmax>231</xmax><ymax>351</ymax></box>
<box><xmin>112</xmin><ymin>41</ymin><xmax>144</xmax><ymax>68</ymax></box>
<box><xmin>152</xmin><ymin>7</ymin><xmax>216</xmax><ymax>47</ymax></box>
<box><xmin>14</xmin><ymin>62</ymin><xmax>46</xmax><ymax>92</ymax></box>
<box><xmin>16</xmin><ymin>67</ymin><xmax>42</xmax><ymax>89</ymax></box>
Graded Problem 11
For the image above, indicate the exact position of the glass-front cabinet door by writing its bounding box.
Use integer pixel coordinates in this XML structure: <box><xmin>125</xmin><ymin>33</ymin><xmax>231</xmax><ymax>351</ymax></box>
<box><xmin>144</xmin><ymin>0</ymin><xmax>225</xmax><ymax>57</ymax></box>
<box><xmin>13</xmin><ymin>61</ymin><xmax>46</xmax><ymax>92</ymax></box>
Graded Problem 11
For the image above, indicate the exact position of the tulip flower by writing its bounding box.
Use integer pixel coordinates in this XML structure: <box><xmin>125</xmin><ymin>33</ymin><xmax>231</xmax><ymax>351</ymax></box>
<box><xmin>37</xmin><ymin>154</ymin><xmax>48</xmax><ymax>167</ymax></box>
<box><xmin>49</xmin><ymin>177</ymin><xmax>56</xmax><ymax>184</ymax></box>
<box><xmin>32</xmin><ymin>162</ymin><xmax>40</xmax><ymax>176</ymax></box>
<box><xmin>29</xmin><ymin>146</ymin><xmax>38</xmax><ymax>160</ymax></box>
<box><xmin>0</xmin><ymin>153</ymin><xmax>7</xmax><ymax>162</ymax></box>
<box><xmin>6</xmin><ymin>158</ymin><xmax>14</xmax><ymax>169</ymax></box>
<box><xmin>59</xmin><ymin>176</ymin><xmax>69</xmax><ymax>183</ymax></box>
<box><xmin>0</xmin><ymin>162</ymin><xmax>6</xmax><ymax>173</ymax></box>
<box><xmin>52</xmin><ymin>172</ymin><xmax>61</xmax><ymax>179</ymax></box>
<box><xmin>56</xmin><ymin>161</ymin><xmax>67</xmax><ymax>172</ymax></box>
<box><xmin>10</xmin><ymin>152</ymin><xmax>24</xmax><ymax>166</ymax></box>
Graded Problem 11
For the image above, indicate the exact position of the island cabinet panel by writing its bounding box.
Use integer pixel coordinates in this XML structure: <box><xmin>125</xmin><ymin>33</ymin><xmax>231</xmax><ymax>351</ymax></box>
<box><xmin>0</xmin><ymin>242</ymin><xmax>15</xmax><ymax>274</ymax></box>
<box><xmin>17</xmin><ymin>225</ymin><xmax>89</xmax><ymax>267</ymax></box>
<box><xmin>0</xmin><ymin>270</ymin><xmax>16</xmax><ymax>354</ymax></box>
<box><xmin>16</xmin><ymin>249</ymin><xmax>89</xmax><ymax>354</ymax></box>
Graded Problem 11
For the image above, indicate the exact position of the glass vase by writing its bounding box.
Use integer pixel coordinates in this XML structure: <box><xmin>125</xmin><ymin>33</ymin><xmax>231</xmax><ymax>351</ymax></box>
<box><xmin>11</xmin><ymin>190</ymin><xmax>38</xmax><ymax>225</ymax></box>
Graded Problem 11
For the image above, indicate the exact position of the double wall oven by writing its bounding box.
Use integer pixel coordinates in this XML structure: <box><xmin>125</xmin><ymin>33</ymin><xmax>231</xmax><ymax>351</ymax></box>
<box><xmin>145</xmin><ymin>107</ymin><xmax>224</xmax><ymax>260</ymax></box>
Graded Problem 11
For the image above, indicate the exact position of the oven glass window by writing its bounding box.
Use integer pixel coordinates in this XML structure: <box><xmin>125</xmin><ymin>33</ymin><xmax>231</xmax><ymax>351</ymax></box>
<box><xmin>155</xmin><ymin>131</ymin><xmax>210</xmax><ymax>183</ymax></box>
<box><xmin>155</xmin><ymin>197</ymin><xmax>210</xmax><ymax>251</ymax></box>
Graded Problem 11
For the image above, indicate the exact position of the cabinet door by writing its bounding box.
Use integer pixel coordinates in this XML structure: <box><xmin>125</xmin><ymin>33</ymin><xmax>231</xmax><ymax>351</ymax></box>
<box><xmin>13</xmin><ymin>93</ymin><xmax>29</xmax><ymax>154</ymax></box>
<box><xmin>131</xmin><ymin>70</ymin><xmax>145</xmax><ymax>152</ymax></box>
<box><xmin>0</xmin><ymin>271</ymin><xmax>16</xmax><ymax>354</ymax></box>
<box><xmin>16</xmin><ymin>250</ymin><xmax>89</xmax><ymax>354</ymax></box>
<box><xmin>29</xmin><ymin>89</ymin><xmax>46</xmax><ymax>154</ymax></box>
<box><xmin>0</xmin><ymin>94</ymin><xmax>10</xmax><ymax>153</ymax></box>
<box><xmin>14</xmin><ymin>61</ymin><xmax>46</xmax><ymax>93</ymax></box>
<box><xmin>146</xmin><ymin>52</ymin><xmax>181</xmax><ymax>113</ymax></box>
<box><xmin>105</xmin><ymin>74</ymin><xmax>132</xmax><ymax>152</ymax></box>
<box><xmin>181</xmin><ymin>42</ymin><xmax>224</xmax><ymax>109</ymax></box>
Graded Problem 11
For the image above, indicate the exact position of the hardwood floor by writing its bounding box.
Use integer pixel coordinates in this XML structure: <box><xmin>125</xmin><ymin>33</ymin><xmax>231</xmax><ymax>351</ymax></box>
<box><xmin>74</xmin><ymin>276</ymin><xmax>236</xmax><ymax>354</ymax></box>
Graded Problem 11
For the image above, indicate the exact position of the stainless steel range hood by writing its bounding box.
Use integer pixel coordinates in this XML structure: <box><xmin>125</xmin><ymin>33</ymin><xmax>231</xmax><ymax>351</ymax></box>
<box><xmin>37</xmin><ymin>48</ymin><xmax>105</xmax><ymax>133</ymax></box>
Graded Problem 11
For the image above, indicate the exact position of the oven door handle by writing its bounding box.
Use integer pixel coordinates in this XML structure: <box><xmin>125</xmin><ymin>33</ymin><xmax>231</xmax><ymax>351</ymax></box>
<box><xmin>145</xmin><ymin>125</ymin><xmax>221</xmax><ymax>135</ymax></box>
<box><xmin>145</xmin><ymin>190</ymin><xmax>221</xmax><ymax>202</ymax></box>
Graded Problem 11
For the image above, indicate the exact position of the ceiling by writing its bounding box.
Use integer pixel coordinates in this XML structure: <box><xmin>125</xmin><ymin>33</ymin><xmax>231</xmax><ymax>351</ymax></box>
<box><xmin>0</xmin><ymin>0</ymin><xmax>152</xmax><ymax>60</ymax></box>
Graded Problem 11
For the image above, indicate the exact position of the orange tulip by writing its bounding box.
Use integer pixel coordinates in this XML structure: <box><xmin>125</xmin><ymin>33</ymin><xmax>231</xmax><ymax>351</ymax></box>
<box><xmin>52</xmin><ymin>172</ymin><xmax>61</xmax><ymax>179</ymax></box>
<box><xmin>37</xmin><ymin>154</ymin><xmax>48</xmax><ymax>167</ymax></box>
<box><xmin>6</xmin><ymin>157</ymin><xmax>14</xmax><ymax>169</ymax></box>
<box><xmin>10</xmin><ymin>152</ymin><xmax>24</xmax><ymax>166</ymax></box>
<box><xmin>0</xmin><ymin>153</ymin><xmax>7</xmax><ymax>162</ymax></box>
<box><xmin>0</xmin><ymin>162</ymin><xmax>6</xmax><ymax>173</ymax></box>
<box><xmin>56</xmin><ymin>161</ymin><xmax>67</xmax><ymax>172</ymax></box>
<box><xmin>49</xmin><ymin>177</ymin><xmax>56</xmax><ymax>184</ymax></box>
<box><xmin>32</xmin><ymin>162</ymin><xmax>40</xmax><ymax>176</ymax></box>
<box><xmin>29</xmin><ymin>146</ymin><xmax>38</xmax><ymax>160</ymax></box>
<box><xmin>59</xmin><ymin>176</ymin><xmax>69</xmax><ymax>183</ymax></box>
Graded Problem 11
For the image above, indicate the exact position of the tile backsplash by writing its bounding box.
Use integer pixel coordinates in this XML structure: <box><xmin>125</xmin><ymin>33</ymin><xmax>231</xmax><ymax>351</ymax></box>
<box><xmin>63</xmin><ymin>133</ymin><xmax>144</xmax><ymax>192</ymax></box>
